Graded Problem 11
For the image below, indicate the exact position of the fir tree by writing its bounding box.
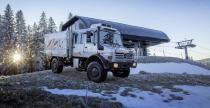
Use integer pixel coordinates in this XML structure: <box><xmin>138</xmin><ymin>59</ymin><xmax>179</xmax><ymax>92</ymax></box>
<box><xmin>27</xmin><ymin>25</ymin><xmax>35</xmax><ymax>72</ymax></box>
<box><xmin>68</xmin><ymin>12</ymin><xmax>73</xmax><ymax>20</ymax></box>
<box><xmin>1</xmin><ymin>4</ymin><xmax>16</xmax><ymax>74</ymax></box>
<box><xmin>0</xmin><ymin>14</ymin><xmax>3</xmax><ymax>49</ymax></box>
<box><xmin>32</xmin><ymin>22</ymin><xmax>38</xmax><ymax>35</ymax></box>
<box><xmin>33</xmin><ymin>22</ymin><xmax>41</xmax><ymax>56</ymax></box>
<box><xmin>15</xmin><ymin>10</ymin><xmax>27</xmax><ymax>55</ymax></box>
<box><xmin>34</xmin><ymin>21</ymin><xmax>44</xmax><ymax>71</ymax></box>
<box><xmin>0</xmin><ymin>14</ymin><xmax>2</xmax><ymax>34</ymax></box>
<box><xmin>1</xmin><ymin>4</ymin><xmax>16</xmax><ymax>51</ymax></box>
<box><xmin>0</xmin><ymin>14</ymin><xmax>3</xmax><ymax>58</ymax></box>
<box><xmin>47</xmin><ymin>17</ymin><xmax>57</xmax><ymax>33</ymax></box>
<box><xmin>39</xmin><ymin>11</ymin><xmax>48</xmax><ymax>34</ymax></box>
<box><xmin>0</xmin><ymin>13</ymin><xmax>1</xmax><ymax>23</ymax></box>
<box><xmin>27</xmin><ymin>25</ymin><xmax>34</xmax><ymax>54</ymax></box>
<box><xmin>37</xmin><ymin>11</ymin><xmax>48</xmax><ymax>56</ymax></box>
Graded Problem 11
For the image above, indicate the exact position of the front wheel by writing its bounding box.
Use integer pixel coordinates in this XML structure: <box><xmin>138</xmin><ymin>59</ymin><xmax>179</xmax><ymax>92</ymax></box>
<box><xmin>112</xmin><ymin>70</ymin><xmax>130</xmax><ymax>78</ymax></box>
<box><xmin>51</xmin><ymin>58</ymin><xmax>63</xmax><ymax>73</ymax></box>
<box><xmin>87</xmin><ymin>61</ymin><xmax>107</xmax><ymax>83</ymax></box>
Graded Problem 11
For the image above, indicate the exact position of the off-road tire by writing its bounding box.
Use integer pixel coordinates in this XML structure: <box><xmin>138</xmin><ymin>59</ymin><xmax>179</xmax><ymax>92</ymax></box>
<box><xmin>51</xmin><ymin>58</ymin><xmax>63</xmax><ymax>73</ymax></box>
<box><xmin>87</xmin><ymin>61</ymin><xmax>107</xmax><ymax>83</ymax></box>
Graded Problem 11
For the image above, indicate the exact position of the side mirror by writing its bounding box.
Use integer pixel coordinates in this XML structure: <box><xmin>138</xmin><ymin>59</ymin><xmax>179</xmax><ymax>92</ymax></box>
<box><xmin>96</xmin><ymin>27</ymin><xmax>104</xmax><ymax>50</ymax></box>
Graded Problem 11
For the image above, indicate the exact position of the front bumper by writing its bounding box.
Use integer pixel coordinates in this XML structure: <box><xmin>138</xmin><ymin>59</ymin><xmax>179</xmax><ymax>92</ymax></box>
<box><xmin>110</xmin><ymin>62</ymin><xmax>137</xmax><ymax>70</ymax></box>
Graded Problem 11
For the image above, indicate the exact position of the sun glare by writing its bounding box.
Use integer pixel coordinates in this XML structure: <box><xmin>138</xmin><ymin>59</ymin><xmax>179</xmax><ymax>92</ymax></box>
<box><xmin>13</xmin><ymin>53</ymin><xmax>21</xmax><ymax>63</ymax></box>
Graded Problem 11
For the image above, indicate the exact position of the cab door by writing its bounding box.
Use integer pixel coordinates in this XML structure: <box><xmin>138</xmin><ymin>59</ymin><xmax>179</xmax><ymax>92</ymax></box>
<box><xmin>72</xmin><ymin>33</ymin><xmax>84</xmax><ymax>57</ymax></box>
<box><xmin>83</xmin><ymin>31</ymin><xmax>97</xmax><ymax>58</ymax></box>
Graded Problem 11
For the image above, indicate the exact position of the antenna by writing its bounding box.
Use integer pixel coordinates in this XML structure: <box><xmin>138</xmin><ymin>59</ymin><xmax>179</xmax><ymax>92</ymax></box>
<box><xmin>175</xmin><ymin>39</ymin><xmax>196</xmax><ymax>60</ymax></box>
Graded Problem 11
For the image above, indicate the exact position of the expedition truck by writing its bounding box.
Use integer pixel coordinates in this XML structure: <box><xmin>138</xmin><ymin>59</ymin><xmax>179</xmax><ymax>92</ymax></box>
<box><xmin>44</xmin><ymin>23</ymin><xmax>137</xmax><ymax>83</ymax></box>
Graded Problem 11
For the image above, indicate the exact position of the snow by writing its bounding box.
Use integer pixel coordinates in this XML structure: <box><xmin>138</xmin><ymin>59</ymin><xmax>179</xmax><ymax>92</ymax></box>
<box><xmin>130</xmin><ymin>62</ymin><xmax>210</xmax><ymax>75</ymax></box>
<box><xmin>43</xmin><ymin>85</ymin><xmax>210</xmax><ymax>108</ymax></box>
<box><xmin>173</xmin><ymin>85</ymin><xmax>210</xmax><ymax>108</ymax></box>
<box><xmin>43</xmin><ymin>86</ymin><xmax>103</xmax><ymax>97</ymax></box>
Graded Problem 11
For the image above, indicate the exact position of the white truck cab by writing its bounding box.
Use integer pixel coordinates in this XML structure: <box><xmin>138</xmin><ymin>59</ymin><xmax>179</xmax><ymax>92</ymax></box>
<box><xmin>44</xmin><ymin>23</ymin><xmax>137</xmax><ymax>83</ymax></box>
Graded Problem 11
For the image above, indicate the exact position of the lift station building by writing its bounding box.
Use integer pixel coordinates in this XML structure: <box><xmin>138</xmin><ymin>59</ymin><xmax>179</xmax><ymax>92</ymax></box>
<box><xmin>62</xmin><ymin>16</ymin><xmax>170</xmax><ymax>57</ymax></box>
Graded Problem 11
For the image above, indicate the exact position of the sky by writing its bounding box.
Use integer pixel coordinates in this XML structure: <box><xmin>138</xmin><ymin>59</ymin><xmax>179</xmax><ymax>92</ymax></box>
<box><xmin>0</xmin><ymin>0</ymin><xmax>210</xmax><ymax>60</ymax></box>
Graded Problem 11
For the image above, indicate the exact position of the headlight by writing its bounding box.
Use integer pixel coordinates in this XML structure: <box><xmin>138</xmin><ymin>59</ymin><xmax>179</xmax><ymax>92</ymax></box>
<box><xmin>132</xmin><ymin>62</ymin><xmax>137</xmax><ymax>67</ymax></box>
<box><xmin>13</xmin><ymin>53</ymin><xmax>21</xmax><ymax>63</ymax></box>
<box><xmin>113</xmin><ymin>63</ymin><xmax>118</xmax><ymax>68</ymax></box>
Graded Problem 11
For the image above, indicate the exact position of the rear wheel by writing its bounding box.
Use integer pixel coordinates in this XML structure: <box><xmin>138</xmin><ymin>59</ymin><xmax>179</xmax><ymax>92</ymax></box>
<box><xmin>87</xmin><ymin>61</ymin><xmax>107</xmax><ymax>83</ymax></box>
<box><xmin>51</xmin><ymin>58</ymin><xmax>63</xmax><ymax>73</ymax></box>
<box><xmin>112</xmin><ymin>70</ymin><xmax>130</xmax><ymax>78</ymax></box>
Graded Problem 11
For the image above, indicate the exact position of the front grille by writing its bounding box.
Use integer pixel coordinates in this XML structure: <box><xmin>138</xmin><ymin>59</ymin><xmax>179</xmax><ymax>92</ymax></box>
<box><xmin>115</xmin><ymin>53</ymin><xmax>124</xmax><ymax>59</ymax></box>
<box><xmin>115</xmin><ymin>53</ymin><xmax>133</xmax><ymax>59</ymax></box>
<box><xmin>124</xmin><ymin>53</ymin><xmax>133</xmax><ymax>59</ymax></box>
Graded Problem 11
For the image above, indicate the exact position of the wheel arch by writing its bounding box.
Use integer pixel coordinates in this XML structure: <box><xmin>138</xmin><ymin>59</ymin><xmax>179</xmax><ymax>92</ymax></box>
<box><xmin>85</xmin><ymin>54</ymin><xmax>109</xmax><ymax>70</ymax></box>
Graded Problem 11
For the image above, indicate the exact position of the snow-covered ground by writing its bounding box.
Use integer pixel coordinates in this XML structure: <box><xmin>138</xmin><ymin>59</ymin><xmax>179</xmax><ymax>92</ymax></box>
<box><xmin>42</xmin><ymin>86</ymin><xmax>103</xmax><ymax>97</ymax></box>
<box><xmin>43</xmin><ymin>85</ymin><xmax>210</xmax><ymax>108</ymax></box>
<box><xmin>130</xmin><ymin>62</ymin><xmax>210</xmax><ymax>75</ymax></box>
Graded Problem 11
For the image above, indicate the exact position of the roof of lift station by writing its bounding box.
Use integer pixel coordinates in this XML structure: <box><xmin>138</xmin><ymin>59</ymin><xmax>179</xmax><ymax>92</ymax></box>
<box><xmin>62</xmin><ymin>16</ymin><xmax>170</xmax><ymax>46</ymax></box>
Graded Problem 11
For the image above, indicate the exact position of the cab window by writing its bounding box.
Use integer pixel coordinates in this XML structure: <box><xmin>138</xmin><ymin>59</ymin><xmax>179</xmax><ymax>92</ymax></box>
<box><xmin>86</xmin><ymin>31</ymin><xmax>94</xmax><ymax>43</ymax></box>
<box><xmin>74</xmin><ymin>33</ymin><xmax>78</xmax><ymax>44</ymax></box>
<box><xmin>74</xmin><ymin>33</ymin><xmax>82</xmax><ymax>44</ymax></box>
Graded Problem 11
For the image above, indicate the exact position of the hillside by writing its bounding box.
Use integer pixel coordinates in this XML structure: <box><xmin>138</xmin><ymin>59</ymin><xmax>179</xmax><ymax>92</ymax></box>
<box><xmin>0</xmin><ymin>57</ymin><xmax>210</xmax><ymax>108</ymax></box>
<box><xmin>197</xmin><ymin>58</ymin><xmax>210</xmax><ymax>67</ymax></box>
<box><xmin>137</xmin><ymin>56</ymin><xmax>210</xmax><ymax>70</ymax></box>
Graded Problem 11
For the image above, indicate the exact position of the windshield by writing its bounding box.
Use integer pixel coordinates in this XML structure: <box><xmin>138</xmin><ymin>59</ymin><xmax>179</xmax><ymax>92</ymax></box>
<box><xmin>99</xmin><ymin>29</ymin><xmax>123</xmax><ymax>46</ymax></box>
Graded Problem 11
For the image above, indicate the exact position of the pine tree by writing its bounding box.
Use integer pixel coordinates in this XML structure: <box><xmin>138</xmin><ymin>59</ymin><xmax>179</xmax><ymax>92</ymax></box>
<box><xmin>68</xmin><ymin>12</ymin><xmax>73</xmax><ymax>20</ymax></box>
<box><xmin>32</xmin><ymin>22</ymin><xmax>38</xmax><ymax>35</ymax></box>
<box><xmin>33</xmin><ymin>22</ymin><xmax>40</xmax><ymax>56</ymax></box>
<box><xmin>47</xmin><ymin>17</ymin><xmax>57</xmax><ymax>33</ymax></box>
<box><xmin>1</xmin><ymin>4</ymin><xmax>16</xmax><ymax>74</ymax></box>
<box><xmin>1</xmin><ymin>4</ymin><xmax>16</xmax><ymax>51</ymax></box>
<box><xmin>32</xmin><ymin>22</ymin><xmax>40</xmax><ymax>57</ymax></box>
<box><xmin>0</xmin><ymin>14</ymin><xmax>2</xmax><ymax>33</ymax></box>
<box><xmin>34</xmin><ymin>20</ymin><xmax>44</xmax><ymax>71</ymax></box>
<box><xmin>0</xmin><ymin>14</ymin><xmax>3</xmax><ymax>57</ymax></box>
<box><xmin>27</xmin><ymin>25</ymin><xmax>35</xmax><ymax>72</ymax></box>
<box><xmin>0</xmin><ymin>14</ymin><xmax>3</xmax><ymax>49</ymax></box>
<box><xmin>0</xmin><ymin>13</ymin><xmax>1</xmax><ymax>25</ymax></box>
<box><xmin>0</xmin><ymin>13</ymin><xmax>2</xmax><ymax>30</ymax></box>
<box><xmin>39</xmin><ymin>11</ymin><xmax>48</xmax><ymax>34</ymax></box>
<box><xmin>27</xmin><ymin>25</ymin><xmax>34</xmax><ymax>55</ymax></box>
<box><xmin>59</xmin><ymin>21</ymin><xmax>63</xmax><ymax>31</ymax></box>
<box><xmin>15</xmin><ymin>10</ymin><xmax>27</xmax><ymax>55</ymax></box>
<box><xmin>37</xmin><ymin>11</ymin><xmax>48</xmax><ymax>56</ymax></box>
